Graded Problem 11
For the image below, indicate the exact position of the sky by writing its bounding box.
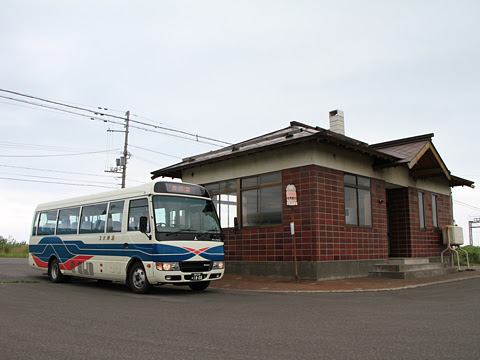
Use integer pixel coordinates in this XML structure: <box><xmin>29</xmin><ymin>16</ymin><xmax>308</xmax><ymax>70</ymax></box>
<box><xmin>1</xmin><ymin>0</ymin><xmax>479</xmax><ymax>245</ymax></box>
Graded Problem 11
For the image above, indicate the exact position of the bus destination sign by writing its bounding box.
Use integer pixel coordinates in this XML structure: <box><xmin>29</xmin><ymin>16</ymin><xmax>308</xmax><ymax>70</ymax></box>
<box><xmin>154</xmin><ymin>182</ymin><xmax>207</xmax><ymax>197</ymax></box>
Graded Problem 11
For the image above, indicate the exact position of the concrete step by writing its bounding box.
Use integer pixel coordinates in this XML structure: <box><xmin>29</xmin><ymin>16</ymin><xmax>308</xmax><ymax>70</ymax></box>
<box><xmin>386</xmin><ymin>257</ymin><xmax>430</xmax><ymax>265</ymax></box>
<box><xmin>368</xmin><ymin>258</ymin><xmax>457</xmax><ymax>279</ymax></box>
<box><xmin>371</xmin><ymin>263</ymin><xmax>450</xmax><ymax>272</ymax></box>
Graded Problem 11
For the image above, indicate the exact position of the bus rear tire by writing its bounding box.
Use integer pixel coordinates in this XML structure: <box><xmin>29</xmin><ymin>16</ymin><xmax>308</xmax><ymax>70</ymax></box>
<box><xmin>128</xmin><ymin>263</ymin><xmax>152</xmax><ymax>294</ymax></box>
<box><xmin>189</xmin><ymin>281</ymin><xmax>210</xmax><ymax>291</ymax></box>
<box><xmin>49</xmin><ymin>258</ymin><xmax>66</xmax><ymax>283</ymax></box>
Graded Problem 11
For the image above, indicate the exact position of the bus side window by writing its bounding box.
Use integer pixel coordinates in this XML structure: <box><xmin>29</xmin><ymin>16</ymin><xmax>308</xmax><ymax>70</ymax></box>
<box><xmin>107</xmin><ymin>201</ymin><xmax>124</xmax><ymax>233</ymax></box>
<box><xmin>38</xmin><ymin>211</ymin><xmax>58</xmax><ymax>236</ymax></box>
<box><xmin>128</xmin><ymin>198</ymin><xmax>150</xmax><ymax>232</ymax></box>
<box><xmin>32</xmin><ymin>212</ymin><xmax>40</xmax><ymax>236</ymax></box>
<box><xmin>80</xmin><ymin>203</ymin><xmax>108</xmax><ymax>234</ymax></box>
<box><xmin>57</xmin><ymin>207</ymin><xmax>80</xmax><ymax>235</ymax></box>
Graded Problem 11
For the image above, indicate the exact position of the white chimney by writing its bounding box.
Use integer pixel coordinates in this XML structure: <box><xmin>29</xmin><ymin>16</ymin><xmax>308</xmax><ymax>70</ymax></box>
<box><xmin>329</xmin><ymin>109</ymin><xmax>345</xmax><ymax>135</ymax></box>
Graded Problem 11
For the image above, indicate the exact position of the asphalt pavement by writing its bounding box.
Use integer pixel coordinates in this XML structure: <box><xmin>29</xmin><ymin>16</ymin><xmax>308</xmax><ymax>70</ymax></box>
<box><xmin>2</xmin><ymin>258</ymin><xmax>479</xmax><ymax>292</ymax></box>
<box><xmin>2</xmin><ymin>258</ymin><xmax>480</xmax><ymax>359</ymax></box>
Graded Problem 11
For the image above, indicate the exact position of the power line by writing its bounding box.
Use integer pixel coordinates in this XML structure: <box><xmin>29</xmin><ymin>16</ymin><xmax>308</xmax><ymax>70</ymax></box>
<box><xmin>0</xmin><ymin>148</ymin><xmax>120</xmax><ymax>158</ymax></box>
<box><xmin>0</xmin><ymin>176</ymin><xmax>117</xmax><ymax>189</ymax></box>
<box><xmin>2</xmin><ymin>93</ymin><xmax>227</xmax><ymax>147</ymax></box>
<box><xmin>0</xmin><ymin>172</ymin><xmax>116</xmax><ymax>186</ymax></box>
<box><xmin>0</xmin><ymin>164</ymin><xmax>116</xmax><ymax>178</ymax></box>
<box><xmin>0</xmin><ymin>141</ymin><xmax>99</xmax><ymax>153</ymax></box>
<box><xmin>0</xmin><ymin>88</ymin><xmax>232</xmax><ymax>147</ymax></box>
<box><xmin>129</xmin><ymin>145</ymin><xmax>181</xmax><ymax>159</ymax></box>
<box><xmin>454</xmin><ymin>200</ymin><xmax>480</xmax><ymax>212</ymax></box>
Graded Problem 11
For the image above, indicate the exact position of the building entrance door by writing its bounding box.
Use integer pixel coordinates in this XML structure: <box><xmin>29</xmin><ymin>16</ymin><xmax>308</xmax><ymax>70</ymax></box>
<box><xmin>386</xmin><ymin>187</ymin><xmax>411</xmax><ymax>258</ymax></box>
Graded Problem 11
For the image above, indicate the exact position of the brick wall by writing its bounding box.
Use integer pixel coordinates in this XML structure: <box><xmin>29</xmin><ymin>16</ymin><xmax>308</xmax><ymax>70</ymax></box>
<box><xmin>224</xmin><ymin>164</ymin><xmax>389</xmax><ymax>263</ymax></box>
<box><xmin>223</xmin><ymin>165</ymin><xmax>452</xmax><ymax>264</ymax></box>
<box><xmin>408</xmin><ymin>187</ymin><xmax>452</xmax><ymax>257</ymax></box>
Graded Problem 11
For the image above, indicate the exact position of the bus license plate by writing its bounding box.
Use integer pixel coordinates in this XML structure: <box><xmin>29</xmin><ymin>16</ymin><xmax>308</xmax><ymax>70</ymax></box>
<box><xmin>191</xmin><ymin>273</ymin><xmax>203</xmax><ymax>281</ymax></box>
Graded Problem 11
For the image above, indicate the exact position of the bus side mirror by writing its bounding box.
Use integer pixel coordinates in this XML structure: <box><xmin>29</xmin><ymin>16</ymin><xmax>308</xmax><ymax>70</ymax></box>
<box><xmin>139</xmin><ymin>216</ymin><xmax>151</xmax><ymax>240</ymax></box>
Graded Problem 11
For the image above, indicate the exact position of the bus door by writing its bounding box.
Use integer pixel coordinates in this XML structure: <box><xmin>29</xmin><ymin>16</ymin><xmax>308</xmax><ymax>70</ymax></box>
<box><xmin>126</xmin><ymin>197</ymin><xmax>154</xmax><ymax>254</ymax></box>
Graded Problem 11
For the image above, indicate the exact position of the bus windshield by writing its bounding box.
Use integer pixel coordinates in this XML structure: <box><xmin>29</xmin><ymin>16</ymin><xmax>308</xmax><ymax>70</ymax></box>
<box><xmin>152</xmin><ymin>195</ymin><xmax>222</xmax><ymax>241</ymax></box>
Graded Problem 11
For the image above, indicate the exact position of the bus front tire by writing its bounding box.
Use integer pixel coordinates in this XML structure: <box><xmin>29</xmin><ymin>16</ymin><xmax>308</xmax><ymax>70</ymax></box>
<box><xmin>189</xmin><ymin>281</ymin><xmax>210</xmax><ymax>291</ymax></box>
<box><xmin>128</xmin><ymin>263</ymin><xmax>152</xmax><ymax>294</ymax></box>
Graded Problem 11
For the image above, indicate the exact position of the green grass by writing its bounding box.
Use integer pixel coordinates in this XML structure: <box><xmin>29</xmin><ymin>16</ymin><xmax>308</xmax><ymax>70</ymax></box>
<box><xmin>0</xmin><ymin>236</ymin><xmax>29</xmax><ymax>258</ymax></box>
<box><xmin>455</xmin><ymin>245</ymin><xmax>480</xmax><ymax>267</ymax></box>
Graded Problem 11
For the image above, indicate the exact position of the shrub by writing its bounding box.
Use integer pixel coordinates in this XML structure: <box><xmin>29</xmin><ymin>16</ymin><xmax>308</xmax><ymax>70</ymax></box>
<box><xmin>457</xmin><ymin>245</ymin><xmax>480</xmax><ymax>266</ymax></box>
<box><xmin>0</xmin><ymin>236</ymin><xmax>29</xmax><ymax>257</ymax></box>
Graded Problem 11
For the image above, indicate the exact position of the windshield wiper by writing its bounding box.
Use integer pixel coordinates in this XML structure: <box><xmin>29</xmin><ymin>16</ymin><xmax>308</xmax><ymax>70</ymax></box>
<box><xmin>164</xmin><ymin>228</ymin><xmax>195</xmax><ymax>236</ymax></box>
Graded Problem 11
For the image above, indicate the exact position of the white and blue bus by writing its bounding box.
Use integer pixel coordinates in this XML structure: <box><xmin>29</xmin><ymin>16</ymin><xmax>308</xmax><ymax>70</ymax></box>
<box><xmin>29</xmin><ymin>181</ymin><xmax>225</xmax><ymax>293</ymax></box>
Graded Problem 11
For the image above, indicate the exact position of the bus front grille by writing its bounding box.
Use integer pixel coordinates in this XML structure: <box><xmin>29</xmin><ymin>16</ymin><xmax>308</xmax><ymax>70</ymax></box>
<box><xmin>180</xmin><ymin>261</ymin><xmax>212</xmax><ymax>272</ymax></box>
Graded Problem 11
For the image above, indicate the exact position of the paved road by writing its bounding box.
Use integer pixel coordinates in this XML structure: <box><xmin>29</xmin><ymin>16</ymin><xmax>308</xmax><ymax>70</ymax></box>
<box><xmin>1</xmin><ymin>258</ymin><xmax>479</xmax><ymax>359</ymax></box>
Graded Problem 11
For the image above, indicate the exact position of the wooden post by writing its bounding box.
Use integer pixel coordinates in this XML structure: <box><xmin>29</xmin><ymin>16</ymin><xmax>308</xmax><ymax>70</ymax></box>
<box><xmin>291</xmin><ymin>207</ymin><xmax>298</xmax><ymax>280</ymax></box>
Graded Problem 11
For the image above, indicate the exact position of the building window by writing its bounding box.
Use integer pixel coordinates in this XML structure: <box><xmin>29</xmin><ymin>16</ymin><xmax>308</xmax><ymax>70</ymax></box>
<box><xmin>241</xmin><ymin>172</ymin><xmax>282</xmax><ymax>227</ymax></box>
<box><xmin>205</xmin><ymin>180</ymin><xmax>238</xmax><ymax>228</ymax></box>
<box><xmin>432</xmin><ymin>194</ymin><xmax>439</xmax><ymax>229</ymax></box>
<box><xmin>344</xmin><ymin>174</ymin><xmax>372</xmax><ymax>227</ymax></box>
<box><xmin>205</xmin><ymin>171</ymin><xmax>282</xmax><ymax>228</ymax></box>
<box><xmin>418</xmin><ymin>191</ymin><xmax>426</xmax><ymax>230</ymax></box>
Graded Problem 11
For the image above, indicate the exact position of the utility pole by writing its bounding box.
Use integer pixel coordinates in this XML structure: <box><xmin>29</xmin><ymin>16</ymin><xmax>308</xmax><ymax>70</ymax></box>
<box><xmin>105</xmin><ymin>110</ymin><xmax>130</xmax><ymax>188</ymax></box>
<box><xmin>121</xmin><ymin>111</ymin><xmax>130</xmax><ymax>188</ymax></box>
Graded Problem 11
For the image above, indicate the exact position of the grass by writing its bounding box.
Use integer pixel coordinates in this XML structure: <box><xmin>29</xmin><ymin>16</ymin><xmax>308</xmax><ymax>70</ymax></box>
<box><xmin>456</xmin><ymin>245</ymin><xmax>480</xmax><ymax>266</ymax></box>
<box><xmin>0</xmin><ymin>236</ymin><xmax>29</xmax><ymax>258</ymax></box>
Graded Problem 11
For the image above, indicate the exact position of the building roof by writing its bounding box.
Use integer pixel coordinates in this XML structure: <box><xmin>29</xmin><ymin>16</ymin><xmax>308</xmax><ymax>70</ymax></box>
<box><xmin>151</xmin><ymin>122</ymin><xmax>474</xmax><ymax>188</ymax></box>
<box><xmin>370</xmin><ymin>134</ymin><xmax>473</xmax><ymax>187</ymax></box>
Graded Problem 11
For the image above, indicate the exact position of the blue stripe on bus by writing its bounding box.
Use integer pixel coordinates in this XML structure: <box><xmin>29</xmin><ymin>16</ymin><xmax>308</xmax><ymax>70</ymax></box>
<box><xmin>29</xmin><ymin>237</ymin><xmax>225</xmax><ymax>265</ymax></box>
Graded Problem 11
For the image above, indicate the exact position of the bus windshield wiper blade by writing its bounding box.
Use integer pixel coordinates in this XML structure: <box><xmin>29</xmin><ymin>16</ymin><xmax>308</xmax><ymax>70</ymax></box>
<box><xmin>164</xmin><ymin>228</ymin><xmax>195</xmax><ymax>236</ymax></box>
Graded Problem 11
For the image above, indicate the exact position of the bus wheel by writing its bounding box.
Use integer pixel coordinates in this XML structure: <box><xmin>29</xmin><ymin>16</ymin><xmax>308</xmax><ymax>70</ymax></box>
<box><xmin>49</xmin><ymin>258</ymin><xmax>65</xmax><ymax>283</ymax></box>
<box><xmin>128</xmin><ymin>263</ymin><xmax>152</xmax><ymax>294</ymax></box>
<box><xmin>189</xmin><ymin>281</ymin><xmax>210</xmax><ymax>291</ymax></box>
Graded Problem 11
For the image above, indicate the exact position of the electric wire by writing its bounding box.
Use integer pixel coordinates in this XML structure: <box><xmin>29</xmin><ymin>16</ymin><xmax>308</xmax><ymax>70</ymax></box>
<box><xmin>2</xmin><ymin>93</ymin><xmax>227</xmax><ymax>147</ymax></box>
<box><xmin>0</xmin><ymin>141</ymin><xmax>99</xmax><ymax>153</ymax></box>
<box><xmin>129</xmin><ymin>145</ymin><xmax>181</xmax><ymax>159</ymax></box>
<box><xmin>0</xmin><ymin>164</ymin><xmax>117</xmax><ymax>178</ymax></box>
<box><xmin>0</xmin><ymin>88</ymin><xmax>232</xmax><ymax>147</ymax></box>
<box><xmin>0</xmin><ymin>148</ymin><xmax>121</xmax><ymax>158</ymax></box>
<box><xmin>455</xmin><ymin>200</ymin><xmax>480</xmax><ymax>212</ymax></box>
<box><xmin>0</xmin><ymin>172</ymin><xmax>116</xmax><ymax>186</ymax></box>
<box><xmin>0</xmin><ymin>177</ymin><xmax>117</xmax><ymax>189</ymax></box>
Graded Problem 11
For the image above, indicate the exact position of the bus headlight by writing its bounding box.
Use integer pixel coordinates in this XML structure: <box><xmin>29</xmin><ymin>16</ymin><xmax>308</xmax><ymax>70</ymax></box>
<box><xmin>212</xmin><ymin>261</ymin><xmax>225</xmax><ymax>270</ymax></box>
<box><xmin>156</xmin><ymin>262</ymin><xmax>180</xmax><ymax>271</ymax></box>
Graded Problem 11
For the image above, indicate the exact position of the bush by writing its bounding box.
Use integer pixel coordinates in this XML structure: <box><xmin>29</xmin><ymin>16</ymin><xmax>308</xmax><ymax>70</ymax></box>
<box><xmin>457</xmin><ymin>245</ymin><xmax>480</xmax><ymax>266</ymax></box>
<box><xmin>0</xmin><ymin>236</ymin><xmax>29</xmax><ymax>257</ymax></box>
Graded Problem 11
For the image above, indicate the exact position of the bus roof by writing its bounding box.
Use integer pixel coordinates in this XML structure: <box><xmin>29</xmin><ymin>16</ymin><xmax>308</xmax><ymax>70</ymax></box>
<box><xmin>34</xmin><ymin>181</ymin><xmax>209</xmax><ymax>212</ymax></box>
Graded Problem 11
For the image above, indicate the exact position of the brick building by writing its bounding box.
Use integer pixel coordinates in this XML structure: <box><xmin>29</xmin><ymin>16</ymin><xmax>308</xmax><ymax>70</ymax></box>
<box><xmin>151</xmin><ymin>111</ymin><xmax>474</xmax><ymax>280</ymax></box>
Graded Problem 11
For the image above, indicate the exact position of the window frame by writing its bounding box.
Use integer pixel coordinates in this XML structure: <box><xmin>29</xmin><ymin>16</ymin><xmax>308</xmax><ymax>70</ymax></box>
<box><xmin>418</xmin><ymin>191</ymin><xmax>427</xmax><ymax>231</ymax></box>
<box><xmin>343</xmin><ymin>173</ymin><xmax>372</xmax><ymax>228</ymax></box>
<box><xmin>204</xmin><ymin>171</ymin><xmax>283</xmax><ymax>229</ymax></box>
<box><xmin>127</xmin><ymin>197</ymin><xmax>150</xmax><ymax>232</ymax></box>
<box><xmin>432</xmin><ymin>194</ymin><xmax>439</xmax><ymax>229</ymax></box>
<box><xmin>79</xmin><ymin>203</ymin><xmax>108</xmax><ymax>234</ymax></box>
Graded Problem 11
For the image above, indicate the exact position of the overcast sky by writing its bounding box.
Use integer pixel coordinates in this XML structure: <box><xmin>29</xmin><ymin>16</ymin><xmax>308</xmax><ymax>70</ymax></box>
<box><xmin>1</xmin><ymin>0</ymin><xmax>479</xmax><ymax>245</ymax></box>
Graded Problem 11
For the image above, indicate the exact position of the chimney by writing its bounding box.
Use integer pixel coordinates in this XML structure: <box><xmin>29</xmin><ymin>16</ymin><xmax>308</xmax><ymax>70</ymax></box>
<box><xmin>329</xmin><ymin>109</ymin><xmax>345</xmax><ymax>135</ymax></box>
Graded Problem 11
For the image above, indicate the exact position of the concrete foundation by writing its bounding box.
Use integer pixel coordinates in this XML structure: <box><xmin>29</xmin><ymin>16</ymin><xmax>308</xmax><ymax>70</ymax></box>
<box><xmin>225</xmin><ymin>259</ymin><xmax>388</xmax><ymax>281</ymax></box>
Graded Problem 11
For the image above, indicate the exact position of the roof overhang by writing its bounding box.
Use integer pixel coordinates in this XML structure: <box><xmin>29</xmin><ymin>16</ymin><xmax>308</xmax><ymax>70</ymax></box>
<box><xmin>151</xmin><ymin>123</ymin><xmax>474</xmax><ymax>189</ymax></box>
<box><xmin>151</xmin><ymin>122</ymin><xmax>397</xmax><ymax>180</ymax></box>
